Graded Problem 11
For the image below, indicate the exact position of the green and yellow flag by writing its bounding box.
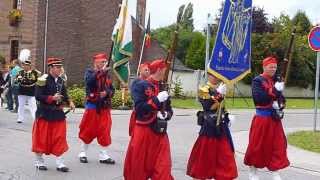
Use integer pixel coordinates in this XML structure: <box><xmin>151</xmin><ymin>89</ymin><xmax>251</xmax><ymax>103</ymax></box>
<box><xmin>111</xmin><ymin>0</ymin><xmax>133</xmax><ymax>86</ymax></box>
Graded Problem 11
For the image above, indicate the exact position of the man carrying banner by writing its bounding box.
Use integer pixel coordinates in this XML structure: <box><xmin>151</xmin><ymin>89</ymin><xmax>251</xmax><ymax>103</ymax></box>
<box><xmin>244</xmin><ymin>56</ymin><xmax>289</xmax><ymax>180</ymax></box>
<box><xmin>124</xmin><ymin>59</ymin><xmax>174</xmax><ymax>180</ymax></box>
<box><xmin>78</xmin><ymin>53</ymin><xmax>115</xmax><ymax>165</ymax></box>
<box><xmin>32</xmin><ymin>57</ymin><xmax>75</xmax><ymax>172</ymax></box>
<box><xmin>128</xmin><ymin>62</ymin><xmax>150</xmax><ymax>136</ymax></box>
<box><xmin>186</xmin><ymin>72</ymin><xmax>237</xmax><ymax>180</ymax></box>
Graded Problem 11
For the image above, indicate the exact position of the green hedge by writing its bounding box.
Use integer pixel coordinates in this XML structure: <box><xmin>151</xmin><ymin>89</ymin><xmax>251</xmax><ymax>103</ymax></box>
<box><xmin>67</xmin><ymin>85</ymin><xmax>133</xmax><ymax>109</ymax></box>
<box><xmin>111</xmin><ymin>89</ymin><xmax>133</xmax><ymax>109</ymax></box>
<box><xmin>68</xmin><ymin>85</ymin><xmax>86</xmax><ymax>108</ymax></box>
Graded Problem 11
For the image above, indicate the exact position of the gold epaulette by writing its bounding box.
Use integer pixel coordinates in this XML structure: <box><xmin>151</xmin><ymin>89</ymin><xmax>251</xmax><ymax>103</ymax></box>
<box><xmin>34</xmin><ymin>69</ymin><xmax>42</xmax><ymax>76</ymax></box>
<box><xmin>198</xmin><ymin>85</ymin><xmax>211</xmax><ymax>99</ymax></box>
<box><xmin>36</xmin><ymin>74</ymin><xmax>48</xmax><ymax>86</ymax></box>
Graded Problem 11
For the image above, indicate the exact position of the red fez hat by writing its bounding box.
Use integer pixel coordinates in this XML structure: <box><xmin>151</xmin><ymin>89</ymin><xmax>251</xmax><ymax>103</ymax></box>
<box><xmin>93</xmin><ymin>53</ymin><xmax>108</xmax><ymax>62</ymax></box>
<box><xmin>262</xmin><ymin>56</ymin><xmax>277</xmax><ymax>67</ymax></box>
<box><xmin>149</xmin><ymin>59</ymin><xmax>167</xmax><ymax>74</ymax></box>
<box><xmin>47</xmin><ymin>57</ymin><xmax>63</xmax><ymax>67</ymax></box>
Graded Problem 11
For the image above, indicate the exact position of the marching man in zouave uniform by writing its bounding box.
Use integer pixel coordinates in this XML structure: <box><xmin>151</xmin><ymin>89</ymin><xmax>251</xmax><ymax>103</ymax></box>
<box><xmin>244</xmin><ymin>56</ymin><xmax>289</xmax><ymax>180</ymax></box>
<box><xmin>78</xmin><ymin>53</ymin><xmax>115</xmax><ymax>165</ymax></box>
<box><xmin>124</xmin><ymin>59</ymin><xmax>174</xmax><ymax>180</ymax></box>
<box><xmin>32</xmin><ymin>57</ymin><xmax>75</xmax><ymax>172</ymax></box>
<box><xmin>128</xmin><ymin>62</ymin><xmax>150</xmax><ymax>136</ymax></box>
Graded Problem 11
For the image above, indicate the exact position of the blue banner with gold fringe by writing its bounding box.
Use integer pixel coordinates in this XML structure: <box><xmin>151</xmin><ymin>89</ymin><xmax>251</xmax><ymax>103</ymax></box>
<box><xmin>208</xmin><ymin>0</ymin><xmax>252</xmax><ymax>84</ymax></box>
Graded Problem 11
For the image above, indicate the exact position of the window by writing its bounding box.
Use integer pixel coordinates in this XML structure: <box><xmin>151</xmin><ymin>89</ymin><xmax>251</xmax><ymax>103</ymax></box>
<box><xmin>10</xmin><ymin>40</ymin><xmax>19</xmax><ymax>61</ymax></box>
<box><xmin>13</xmin><ymin>0</ymin><xmax>22</xmax><ymax>9</ymax></box>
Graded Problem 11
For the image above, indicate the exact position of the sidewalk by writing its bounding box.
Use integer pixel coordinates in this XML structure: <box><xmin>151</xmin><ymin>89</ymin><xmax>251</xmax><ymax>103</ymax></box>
<box><xmin>232</xmin><ymin>127</ymin><xmax>320</xmax><ymax>175</ymax></box>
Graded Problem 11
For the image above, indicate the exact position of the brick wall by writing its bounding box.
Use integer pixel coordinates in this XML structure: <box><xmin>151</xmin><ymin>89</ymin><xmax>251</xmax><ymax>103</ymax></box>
<box><xmin>35</xmin><ymin>0</ymin><xmax>121</xmax><ymax>85</ymax></box>
<box><xmin>0</xmin><ymin>0</ymin><xmax>36</xmax><ymax>63</ymax></box>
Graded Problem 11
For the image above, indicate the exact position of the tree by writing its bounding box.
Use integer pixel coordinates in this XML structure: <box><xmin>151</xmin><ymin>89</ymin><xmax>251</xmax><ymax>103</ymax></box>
<box><xmin>152</xmin><ymin>3</ymin><xmax>195</xmax><ymax>63</ymax></box>
<box><xmin>242</xmin><ymin>24</ymin><xmax>316</xmax><ymax>88</ymax></box>
<box><xmin>214</xmin><ymin>1</ymin><xmax>224</xmax><ymax>26</ymax></box>
<box><xmin>287</xmin><ymin>35</ymin><xmax>316</xmax><ymax>87</ymax></box>
<box><xmin>252</xmin><ymin>7</ymin><xmax>273</xmax><ymax>33</ymax></box>
<box><xmin>185</xmin><ymin>32</ymin><xmax>206</xmax><ymax>69</ymax></box>
<box><xmin>271</xmin><ymin>13</ymin><xmax>292</xmax><ymax>34</ymax></box>
<box><xmin>292</xmin><ymin>10</ymin><xmax>312</xmax><ymax>35</ymax></box>
<box><xmin>151</xmin><ymin>25</ymin><xmax>175</xmax><ymax>50</ymax></box>
<box><xmin>212</xmin><ymin>1</ymin><xmax>225</xmax><ymax>34</ymax></box>
<box><xmin>152</xmin><ymin>26</ymin><xmax>199</xmax><ymax>63</ymax></box>
<box><xmin>180</xmin><ymin>3</ymin><xmax>194</xmax><ymax>31</ymax></box>
<box><xmin>172</xmin><ymin>76</ymin><xmax>184</xmax><ymax>98</ymax></box>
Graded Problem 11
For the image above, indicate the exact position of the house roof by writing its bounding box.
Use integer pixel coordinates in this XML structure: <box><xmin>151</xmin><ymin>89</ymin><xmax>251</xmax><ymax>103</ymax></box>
<box><xmin>130</xmin><ymin>18</ymin><xmax>193</xmax><ymax>75</ymax></box>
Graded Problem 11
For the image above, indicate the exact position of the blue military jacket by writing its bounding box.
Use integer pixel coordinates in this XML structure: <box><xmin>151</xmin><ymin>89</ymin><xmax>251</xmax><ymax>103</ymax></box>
<box><xmin>252</xmin><ymin>74</ymin><xmax>285</xmax><ymax>109</ymax></box>
<box><xmin>84</xmin><ymin>68</ymin><xmax>114</xmax><ymax>110</ymax></box>
<box><xmin>35</xmin><ymin>74</ymin><xmax>69</xmax><ymax>121</ymax></box>
<box><xmin>131</xmin><ymin>78</ymin><xmax>172</xmax><ymax>124</ymax></box>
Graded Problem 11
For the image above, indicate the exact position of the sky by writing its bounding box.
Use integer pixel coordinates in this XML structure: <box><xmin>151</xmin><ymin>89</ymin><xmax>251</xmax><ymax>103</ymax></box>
<box><xmin>128</xmin><ymin>0</ymin><xmax>319</xmax><ymax>30</ymax></box>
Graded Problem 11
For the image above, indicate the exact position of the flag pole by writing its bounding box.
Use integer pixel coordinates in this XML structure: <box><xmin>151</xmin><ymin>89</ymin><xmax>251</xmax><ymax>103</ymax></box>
<box><xmin>205</xmin><ymin>13</ymin><xmax>212</xmax><ymax>82</ymax></box>
<box><xmin>136</xmin><ymin>34</ymin><xmax>146</xmax><ymax>77</ymax></box>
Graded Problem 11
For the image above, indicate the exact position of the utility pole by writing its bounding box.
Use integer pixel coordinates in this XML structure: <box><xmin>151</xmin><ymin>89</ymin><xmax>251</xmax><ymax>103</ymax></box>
<box><xmin>205</xmin><ymin>13</ymin><xmax>213</xmax><ymax>81</ymax></box>
<box><xmin>43</xmin><ymin>0</ymin><xmax>49</xmax><ymax>73</ymax></box>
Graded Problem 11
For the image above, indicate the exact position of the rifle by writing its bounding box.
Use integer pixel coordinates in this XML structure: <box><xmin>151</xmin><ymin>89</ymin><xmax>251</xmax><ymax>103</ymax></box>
<box><xmin>152</xmin><ymin>5</ymin><xmax>185</xmax><ymax>134</ymax></box>
<box><xmin>160</xmin><ymin>4</ymin><xmax>185</xmax><ymax>91</ymax></box>
<box><xmin>274</xmin><ymin>25</ymin><xmax>297</xmax><ymax>120</ymax></box>
<box><xmin>276</xmin><ymin>25</ymin><xmax>297</xmax><ymax>84</ymax></box>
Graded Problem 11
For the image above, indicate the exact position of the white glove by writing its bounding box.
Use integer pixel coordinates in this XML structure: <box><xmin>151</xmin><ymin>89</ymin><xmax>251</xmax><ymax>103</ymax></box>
<box><xmin>157</xmin><ymin>111</ymin><xmax>168</xmax><ymax>119</ymax></box>
<box><xmin>274</xmin><ymin>82</ymin><xmax>284</xmax><ymax>92</ymax></box>
<box><xmin>272</xmin><ymin>101</ymin><xmax>280</xmax><ymax>109</ymax></box>
<box><xmin>216</xmin><ymin>83</ymin><xmax>227</xmax><ymax>95</ymax></box>
<box><xmin>157</xmin><ymin>91</ymin><xmax>169</xmax><ymax>102</ymax></box>
<box><xmin>228</xmin><ymin>114</ymin><xmax>236</xmax><ymax>124</ymax></box>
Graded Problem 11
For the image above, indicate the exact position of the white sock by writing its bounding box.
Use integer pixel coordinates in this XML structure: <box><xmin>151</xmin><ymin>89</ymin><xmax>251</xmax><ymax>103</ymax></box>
<box><xmin>34</xmin><ymin>153</ymin><xmax>45</xmax><ymax>166</ymax></box>
<box><xmin>79</xmin><ymin>143</ymin><xmax>89</xmax><ymax>157</ymax></box>
<box><xmin>56</xmin><ymin>156</ymin><xmax>66</xmax><ymax>168</ymax></box>
<box><xmin>99</xmin><ymin>149</ymin><xmax>111</xmax><ymax>160</ymax></box>
<box><xmin>272</xmin><ymin>171</ymin><xmax>282</xmax><ymax>180</ymax></box>
<box><xmin>249</xmin><ymin>166</ymin><xmax>259</xmax><ymax>180</ymax></box>
<box><xmin>81</xmin><ymin>143</ymin><xmax>89</xmax><ymax>152</ymax></box>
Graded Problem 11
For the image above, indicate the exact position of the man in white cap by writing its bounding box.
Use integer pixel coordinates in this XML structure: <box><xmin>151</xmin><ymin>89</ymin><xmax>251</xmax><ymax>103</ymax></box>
<box><xmin>16</xmin><ymin>49</ymin><xmax>41</xmax><ymax>123</ymax></box>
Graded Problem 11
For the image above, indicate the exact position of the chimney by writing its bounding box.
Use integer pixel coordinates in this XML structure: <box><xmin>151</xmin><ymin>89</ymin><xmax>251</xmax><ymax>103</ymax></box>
<box><xmin>136</xmin><ymin>0</ymin><xmax>146</xmax><ymax>27</ymax></box>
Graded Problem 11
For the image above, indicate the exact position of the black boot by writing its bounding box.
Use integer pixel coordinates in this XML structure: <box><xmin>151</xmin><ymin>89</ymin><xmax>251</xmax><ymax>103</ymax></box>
<box><xmin>99</xmin><ymin>158</ymin><xmax>115</xmax><ymax>164</ymax></box>
<box><xmin>36</xmin><ymin>165</ymin><xmax>48</xmax><ymax>171</ymax></box>
<box><xmin>80</xmin><ymin>156</ymin><xmax>88</xmax><ymax>163</ymax></box>
<box><xmin>56</xmin><ymin>166</ymin><xmax>69</xmax><ymax>172</ymax></box>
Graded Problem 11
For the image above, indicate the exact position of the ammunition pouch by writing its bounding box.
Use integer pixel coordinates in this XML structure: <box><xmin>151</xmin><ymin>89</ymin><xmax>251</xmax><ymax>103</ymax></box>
<box><xmin>196</xmin><ymin>111</ymin><xmax>204</xmax><ymax>126</ymax></box>
<box><xmin>198</xmin><ymin>111</ymin><xmax>224</xmax><ymax>137</ymax></box>
<box><xmin>272</xmin><ymin>108</ymin><xmax>284</xmax><ymax>121</ymax></box>
<box><xmin>150</xmin><ymin>118</ymin><xmax>168</xmax><ymax>134</ymax></box>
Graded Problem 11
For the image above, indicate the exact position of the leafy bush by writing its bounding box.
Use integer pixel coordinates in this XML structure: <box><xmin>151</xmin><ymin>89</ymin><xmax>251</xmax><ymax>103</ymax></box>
<box><xmin>172</xmin><ymin>76</ymin><xmax>184</xmax><ymax>98</ymax></box>
<box><xmin>67</xmin><ymin>85</ymin><xmax>133</xmax><ymax>109</ymax></box>
<box><xmin>68</xmin><ymin>85</ymin><xmax>85</xmax><ymax>108</ymax></box>
<box><xmin>111</xmin><ymin>89</ymin><xmax>133</xmax><ymax>109</ymax></box>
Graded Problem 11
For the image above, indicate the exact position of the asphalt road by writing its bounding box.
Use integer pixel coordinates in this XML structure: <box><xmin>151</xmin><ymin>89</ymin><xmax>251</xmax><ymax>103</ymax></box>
<box><xmin>0</xmin><ymin>108</ymin><xmax>320</xmax><ymax>180</ymax></box>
